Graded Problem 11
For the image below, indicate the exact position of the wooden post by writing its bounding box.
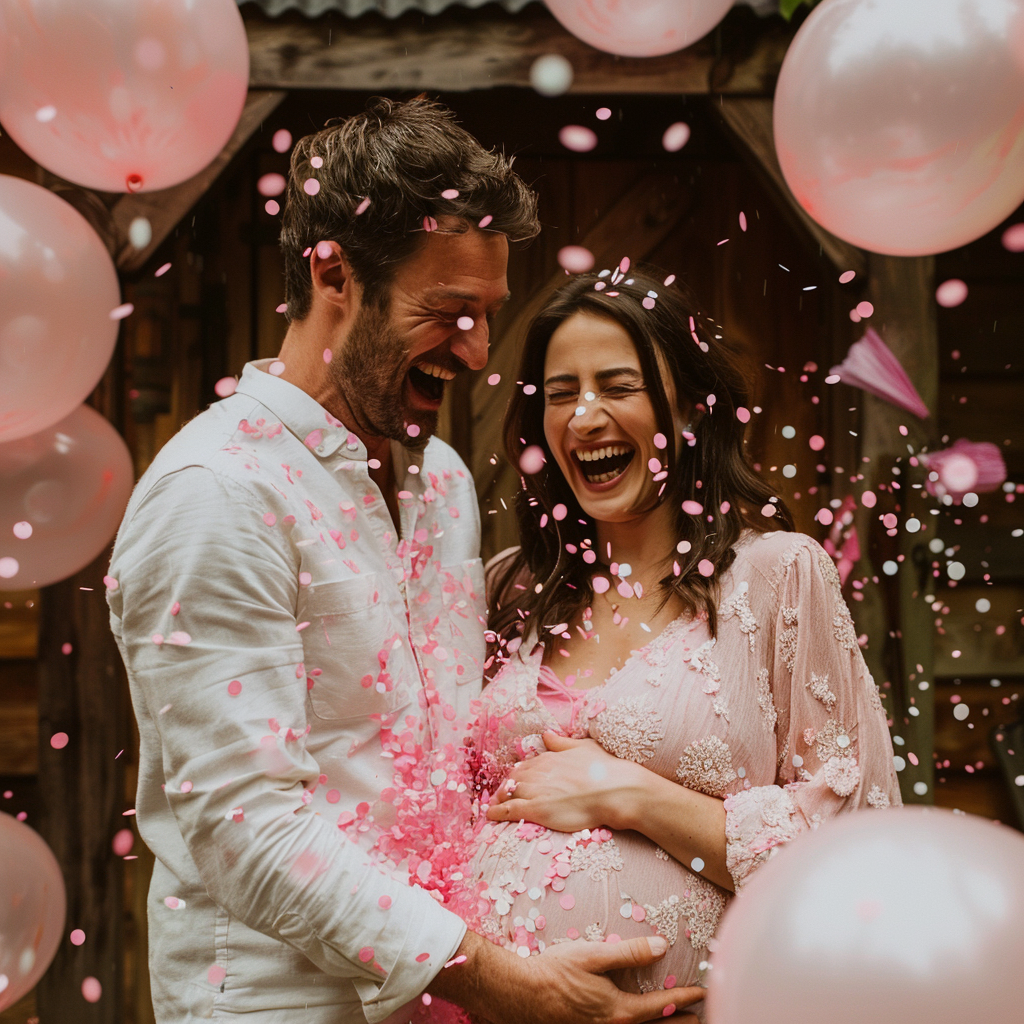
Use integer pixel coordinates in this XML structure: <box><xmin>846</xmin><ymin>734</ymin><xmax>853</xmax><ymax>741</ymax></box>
<box><xmin>855</xmin><ymin>254</ymin><xmax>939</xmax><ymax>805</ymax></box>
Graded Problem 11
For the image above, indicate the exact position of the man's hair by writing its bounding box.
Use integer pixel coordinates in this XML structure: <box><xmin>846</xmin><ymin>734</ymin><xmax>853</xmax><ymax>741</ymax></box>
<box><xmin>279</xmin><ymin>96</ymin><xmax>540</xmax><ymax>321</ymax></box>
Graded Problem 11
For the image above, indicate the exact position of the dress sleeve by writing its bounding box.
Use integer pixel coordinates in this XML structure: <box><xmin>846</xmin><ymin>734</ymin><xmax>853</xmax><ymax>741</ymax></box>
<box><xmin>108</xmin><ymin>466</ymin><xmax>466</xmax><ymax>1021</ymax></box>
<box><xmin>723</xmin><ymin>538</ymin><xmax>902</xmax><ymax>891</ymax></box>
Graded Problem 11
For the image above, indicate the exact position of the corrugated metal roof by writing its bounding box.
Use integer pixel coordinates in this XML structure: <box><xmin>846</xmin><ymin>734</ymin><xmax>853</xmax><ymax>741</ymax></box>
<box><xmin>240</xmin><ymin>0</ymin><xmax>778</xmax><ymax>20</ymax></box>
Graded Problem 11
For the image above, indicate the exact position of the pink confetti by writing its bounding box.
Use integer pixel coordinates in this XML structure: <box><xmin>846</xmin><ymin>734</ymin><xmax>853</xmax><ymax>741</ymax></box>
<box><xmin>519</xmin><ymin>445</ymin><xmax>546</xmax><ymax>474</ymax></box>
<box><xmin>227</xmin><ymin>680</ymin><xmax>242</xmax><ymax>696</ymax></box>
<box><xmin>816</xmin><ymin>508</ymin><xmax>834</xmax><ymax>525</ymax></box>
<box><xmin>272</xmin><ymin>129</ymin><xmax>292</xmax><ymax>153</ymax></box>
<box><xmin>761</xmin><ymin>503</ymin><xmax>777</xmax><ymax>517</ymax></box>
<box><xmin>697</xmin><ymin>558</ymin><xmax>715</xmax><ymax>577</ymax></box>
<box><xmin>70</xmin><ymin>929</ymin><xmax>86</xmax><ymax>946</ymax></box>
<box><xmin>557</xmin><ymin>245</ymin><xmax>595</xmax><ymax>273</ymax></box>
<box><xmin>82</xmin><ymin>977</ymin><xmax>102</xmax><ymax>1003</ymax></box>
<box><xmin>739</xmin><ymin>211</ymin><xmax>747</xmax><ymax>232</ymax></box>
<box><xmin>596</xmin><ymin>107</ymin><xmax>612</xmax><ymax>120</ymax></box>
<box><xmin>12</xmin><ymin>520</ymin><xmax>32</xmax><ymax>539</ymax></box>
<box><xmin>170</xmin><ymin>601</ymin><xmax>180</xmax><ymax>616</ymax></box>
<box><xmin>305</xmin><ymin>429</ymin><xmax>324</xmax><ymax>449</ymax></box>
<box><xmin>839</xmin><ymin>270</ymin><xmax>856</xmax><ymax>284</ymax></box>
<box><xmin>112</xmin><ymin>829</ymin><xmax>134</xmax><ymax>856</ymax></box>
<box><xmin>269</xmin><ymin>360</ymin><xmax>286</xmax><ymax>376</ymax></box>
<box><xmin>316</xmin><ymin>240</ymin><xmax>333</xmax><ymax>259</ymax></box>
<box><xmin>299</xmin><ymin>571</ymin><xmax>312</xmax><ymax>586</ymax></box>
<box><xmin>355</xmin><ymin>196</ymin><xmax>371</xmax><ymax>215</ymax></box>
<box><xmin>664</xmin><ymin>975</ymin><xmax>677</xmax><ymax>988</ymax></box>
<box><xmin>208</xmin><ymin>965</ymin><xmax>226</xmax><ymax>986</ymax></box>
<box><xmin>441</xmin><ymin>188</ymin><xmax>459</xmax><ymax>199</ymax></box>
<box><xmin>416</xmin><ymin>952</ymin><xmax>431</xmax><ymax>963</ymax></box>
<box><xmin>478</xmin><ymin>214</ymin><xmax>493</xmax><ymax>228</ymax></box>
<box><xmin>487</xmin><ymin>373</ymin><xmax>501</xmax><ymax>386</ymax></box>
<box><xmin>263</xmin><ymin>513</ymin><xmax>276</xmax><ymax>526</ymax></box>
<box><xmin>882</xmin><ymin>513</ymin><xmax>898</xmax><ymax>529</ymax></box>
<box><xmin>379</xmin><ymin>895</ymin><xmax>392</xmax><ymax>909</ymax></box>
<box><xmin>407</xmin><ymin>423</ymin><xmax>421</xmax><ymax>438</ymax></box>
<box><xmin>642</xmin><ymin>296</ymin><xmax>656</xmax><ymax>309</ymax></box>
<box><xmin>808</xmin><ymin>434</ymin><xmax>825</xmax><ymax>451</ymax></box>
<box><xmin>647</xmin><ymin>457</ymin><xmax>661</xmax><ymax>472</ymax></box>
<box><xmin>214</xmin><ymin>377</ymin><xmax>237</xmax><ymax>398</ymax></box>
<box><xmin>1002</xmin><ymin>223</ymin><xmax>1024</xmax><ymax>251</ymax></box>
<box><xmin>61</xmin><ymin>642</ymin><xmax>72</xmax><ymax>655</ymax></box>
<box><xmin>682</xmin><ymin>500</ymin><xmax>703</xmax><ymax>515</ymax></box>
<box><xmin>663</xmin><ymin>274</ymin><xmax>676</xmax><ymax>286</ymax></box>
<box><xmin>856</xmin><ymin>300</ymin><xmax>874</xmax><ymax>318</ymax></box>
<box><xmin>559</xmin><ymin>125</ymin><xmax>598</xmax><ymax>152</ymax></box>
<box><xmin>662</xmin><ymin>122</ymin><xmax>690</xmax><ymax>152</ymax></box>
<box><xmin>109</xmin><ymin>302</ymin><xmax>134</xmax><ymax>320</ymax></box>
<box><xmin>358</xmin><ymin>947</ymin><xmax>375</xmax><ymax>963</ymax></box>
<box><xmin>653</xmin><ymin>432</ymin><xmax>667</xmax><ymax>449</ymax></box>
<box><xmin>276</xmin><ymin>303</ymin><xmax>288</xmax><ymax>313</ymax></box>
<box><xmin>861</xmin><ymin>491</ymin><xmax>877</xmax><ymax>508</ymax></box>
<box><xmin>457</xmin><ymin>316</ymin><xmax>475</xmax><ymax>331</ymax></box>
<box><xmin>593</xmin><ymin>576</ymin><xmax>610</xmax><ymax>594</ymax></box>
<box><xmin>935</xmin><ymin>279</ymin><xmax>968</xmax><ymax>308</ymax></box>
<box><xmin>155</xmin><ymin>262</ymin><xmax>172</xmax><ymax>277</ymax></box>
<box><xmin>50</xmin><ymin>732</ymin><xmax>69</xmax><ymax>749</ymax></box>
<box><xmin>736</xmin><ymin>407</ymin><xmax>750</xmax><ymax>423</ymax></box>
<box><xmin>264</xmin><ymin>200</ymin><xmax>279</xmax><ymax>218</ymax></box>
<box><xmin>663</xmin><ymin>1006</ymin><xmax>676</xmax><ymax>1017</ymax></box>
<box><xmin>310</xmin><ymin>155</ymin><xmax>323</xmax><ymax>169</ymax></box>
<box><xmin>423</xmin><ymin>215</ymin><xmax>438</xmax><ymax>232</ymax></box>
<box><xmin>552</xmin><ymin>503</ymin><xmax>567</xmax><ymax>521</ymax></box>
<box><xmin>303</xmin><ymin>178</ymin><xmax>320</xmax><ymax>196</ymax></box>
<box><xmin>559</xmin><ymin>893</ymin><xmax>576</xmax><ymax>910</ymax></box>
<box><xmin>257</xmin><ymin>173</ymin><xmax>286</xmax><ymax>197</ymax></box>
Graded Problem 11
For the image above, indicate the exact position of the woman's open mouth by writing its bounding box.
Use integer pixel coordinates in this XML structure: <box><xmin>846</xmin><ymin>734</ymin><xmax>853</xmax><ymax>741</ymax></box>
<box><xmin>407</xmin><ymin>363</ymin><xmax>456</xmax><ymax>406</ymax></box>
<box><xmin>574</xmin><ymin>444</ymin><xmax>635</xmax><ymax>486</ymax></box>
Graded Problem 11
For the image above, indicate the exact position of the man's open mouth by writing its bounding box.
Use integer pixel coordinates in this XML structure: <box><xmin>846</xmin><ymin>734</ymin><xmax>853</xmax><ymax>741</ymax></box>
<box><xmin>574</xmin><ymin>445</ymin><xmax>636</xmax><ymax>484</ymax></box>
<box><xmin>408</xmin><ymin>363</ymin><xmax>456</xmax><ymax>404</ymax></box>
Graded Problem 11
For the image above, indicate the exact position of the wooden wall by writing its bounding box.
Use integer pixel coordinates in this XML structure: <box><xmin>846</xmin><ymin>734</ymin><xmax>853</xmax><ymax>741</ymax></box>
<box><xmin>2</xmin><ymin>82</ymin><xmax>1022</xmax><ymax>1023</ymax></box>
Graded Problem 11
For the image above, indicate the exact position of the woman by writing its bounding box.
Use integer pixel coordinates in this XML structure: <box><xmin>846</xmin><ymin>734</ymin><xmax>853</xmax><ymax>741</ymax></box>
<box><xmin>377</xmin><ymin>264</ymin><xmax>901</xmax><ymax>1020</ymax></box>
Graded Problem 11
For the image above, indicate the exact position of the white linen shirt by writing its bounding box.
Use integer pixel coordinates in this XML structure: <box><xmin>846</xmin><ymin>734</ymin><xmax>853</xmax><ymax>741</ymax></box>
<box><xmin>107</xmin><ymin>359</ymin><xmax>485</xmax><ymax>1023</ymax></box>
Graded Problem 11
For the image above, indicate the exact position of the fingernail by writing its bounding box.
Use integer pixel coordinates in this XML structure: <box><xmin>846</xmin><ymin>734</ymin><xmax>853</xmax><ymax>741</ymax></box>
<box><xmin>648</xmin><ymin>936</ymin><xmax>668</xmax><ymax>956</ymax></box>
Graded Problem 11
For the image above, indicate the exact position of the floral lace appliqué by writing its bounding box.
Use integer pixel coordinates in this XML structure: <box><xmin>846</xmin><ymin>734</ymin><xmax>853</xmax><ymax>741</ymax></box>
<box><xmin>592</xmin><ymin>697</ymin><xmax>664</xmax><ymax>763</ymax></box>
<box><xmin>721</xmin><ymin>581</ymin><xmax>759</xmax><ymax>653</ymax></box>
<box><xmin>807</xmin><ymin>671</ymin><xmax>837</xmax><ymax>711</ymax></box>
<box><xmin>569</xmin><ymin>837</ymin><xmax>624</xmax><ymax>881</ymax></box>
<box><xmin>676</xmin><ymin>735</ymin><xmax>737</xmax><ymax>796</ymax></box>
<box><xmin>866</xmin><ymin>784</ymin><xmax>891</xmax><ymax>809</ymax></box>
<box><xmin>815</xmin><ymin>718</ymin><xmax>853</xmax><ymax>763</ymax></box>
<box><xmin>833</xmin><ymin>605</ymin><xmax>859</xmax><ymax>653</ymax></box>
<box><xmin>679</xmin><ymin>876</ymin><xmax>727</xmax><ymax>951</ymax></box>
<box><xmin>817</xmin><ymin>549</ymin><xmax>844</xmax><ymax>594</ymax></box>
<box><xmin>779</xmin><ymin>607</ymin><xmax>799</xmax><ymax>672</ymax></box>
<box><xmin>690</xmin><ymin>638</ymin><xmax>721</xmax><ymax>695</ymax></box>
<box><xmin>642</xmin><ymin>894</ymin><xmax>682</xmax><ymax>946</ymax></box>
<box><xmin>823</xmin><ymin>755</ymin><xmax>860</xmax><ymax>797</ymax></box>
<box><xmin>756</xmin><ymin>667</ymin><xmax>777</xmax><ymax>733</ymax></box>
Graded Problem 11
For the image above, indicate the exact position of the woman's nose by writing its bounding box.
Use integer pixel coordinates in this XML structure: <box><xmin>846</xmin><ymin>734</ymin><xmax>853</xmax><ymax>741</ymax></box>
<box><xmin>569</xmin><ymin>398</ymin><xmax>607</xmax><ymax>435</ymax></box>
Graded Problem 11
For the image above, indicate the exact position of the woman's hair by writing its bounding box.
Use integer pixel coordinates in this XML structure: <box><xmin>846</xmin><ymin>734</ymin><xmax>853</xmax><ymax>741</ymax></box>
<box><xmin>487</xmin><ymin>265</ymin><xmax>795</xmax><ymax>658</ymax></box>
<box><xmin>279</xmin><ymin>96</ymin><xmax>539</xmax><ymax>321</ymax></box>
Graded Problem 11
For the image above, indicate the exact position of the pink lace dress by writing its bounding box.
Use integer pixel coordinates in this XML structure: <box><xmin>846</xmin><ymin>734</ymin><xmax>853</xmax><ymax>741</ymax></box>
<box><xmin>457</xmin><ymin>530</ymin><xmax>902</xmax><ymax>1017</ymax></box>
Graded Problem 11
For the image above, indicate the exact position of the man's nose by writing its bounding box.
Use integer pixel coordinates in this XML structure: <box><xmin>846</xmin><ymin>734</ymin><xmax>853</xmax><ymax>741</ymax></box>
<box><xmin>451</xmin><ymin>318</ymin><xmax>489</xmax><ymax>372</ymax></box>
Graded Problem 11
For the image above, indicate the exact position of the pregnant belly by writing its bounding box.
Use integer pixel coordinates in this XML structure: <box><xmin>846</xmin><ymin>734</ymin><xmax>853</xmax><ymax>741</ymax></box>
<box><xmin>462</xmin><ymin>819</ymin><xmax>728</xmax><ymax>1015</ymax></box>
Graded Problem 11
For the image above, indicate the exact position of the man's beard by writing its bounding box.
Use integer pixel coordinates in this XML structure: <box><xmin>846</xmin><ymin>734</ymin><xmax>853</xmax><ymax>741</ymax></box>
<box><xmin>330</xmin><ymin>300</ymin><xmax>435</xmax><ymax>450</ymax></box>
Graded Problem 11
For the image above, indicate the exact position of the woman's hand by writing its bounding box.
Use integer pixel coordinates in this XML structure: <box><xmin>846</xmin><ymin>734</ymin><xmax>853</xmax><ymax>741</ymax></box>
<box><xmin>486</xmin><ymin>731</ymin><xmax>649</xmax><ymax>833</ymax></box>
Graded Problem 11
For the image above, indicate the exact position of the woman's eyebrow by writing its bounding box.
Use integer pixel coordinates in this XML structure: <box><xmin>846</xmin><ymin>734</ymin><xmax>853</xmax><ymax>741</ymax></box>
<box><xmin>543</xmin><ymin>367</ymin><xmax>643</xmax><ymax>387</ymax></box>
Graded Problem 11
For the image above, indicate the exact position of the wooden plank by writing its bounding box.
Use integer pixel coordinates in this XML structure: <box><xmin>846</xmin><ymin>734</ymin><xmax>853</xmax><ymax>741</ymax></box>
<box><xmin>35</xmin><ymin>552</ymin><xmax>130</xmax><ymax>1024</ymax></box>
<box><xmin>111</xmin><ymin>90</ymin><xmax>286</xmax><ymax>273</ymax></box>
<box><xmin>245</xmin><ymin>6</ymin><xmax>790</xmax><ymax>95</ymax></box>
<box><xmin>470</xmin><ymin>168</ymin><xmax>698</xmax><ymax>497</ymax></box>
<box><xmin>0</xmin><ymin>589</ymin><xmax>39</xmax><ymax>659</ymax></box>
<box><xmin>938</xmin><ymin>378</ymin><xmax>1024</xmax><ymax>472</ymax></box>
<box><xmin>933</xmin><ymin>585</ymin><xmax>1024</xmax><ymax>677</ymax></box>
<box><xmin>715</xmin><ymin>97</ymin><xmax>868</xmax><ymax>279</ymax></box>
<box><xmin>0</xmin><ymin>700</ymin><xmax>37</xmax><ymax>775</ymax></box>
<box><xmin>937</xmin><ymin>281</ymin><xmax>1023</xmax><ymax>377</ymax></box>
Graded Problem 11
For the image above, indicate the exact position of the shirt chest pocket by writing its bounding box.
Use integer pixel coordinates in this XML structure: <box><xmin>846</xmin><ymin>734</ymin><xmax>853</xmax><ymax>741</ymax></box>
<box><xmin>301</xmin><ymin>576</ymin><xmax>416</xmax><ymax>721</ymax></box>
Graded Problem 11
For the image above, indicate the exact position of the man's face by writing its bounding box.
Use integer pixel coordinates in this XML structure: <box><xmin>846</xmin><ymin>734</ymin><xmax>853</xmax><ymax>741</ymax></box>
<box><xmin>332</xmin><ymin>222</ymin><xmax>509</xmax><ymax>448</ymax></box>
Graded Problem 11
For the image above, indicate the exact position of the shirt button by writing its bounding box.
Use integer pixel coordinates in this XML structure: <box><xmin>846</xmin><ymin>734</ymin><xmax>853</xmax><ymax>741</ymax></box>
<box><xmin>316</xmin><ymin>444</ymin><xmax>325</xmax><ymax>453</ymax></box>
<box><xmin>346</xmin><ymin>442</ymin><xmax>359</xmax><ymax>451</ymax></box>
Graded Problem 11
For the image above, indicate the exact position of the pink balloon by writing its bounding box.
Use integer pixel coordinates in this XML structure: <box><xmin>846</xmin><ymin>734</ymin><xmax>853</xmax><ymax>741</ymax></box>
<box><xmin>0</xmin><ymin>811</ymin><xmax>66</xmax><ymax>1012</ymax></box>
<box><xmin>0</xmin><ymin>404</ymin><xmax>134</xmax><ymax>590</ymax></box>
<box><xmin>0</xmin><ymin>0</ymin><xmax>249</xmax><ymax>193</ymax></box>
<box><xmin>545</xmin><ymin>0</ymin><xmax>734</xmax><ymax>57</ymax></box>
<box><xmin>707</xmin><ymin>806</ymin><xmax>1024</xmax><ymax>1024</ymax></box>
<box><xmin>774</xmin><ymin>0</ymin><xmax>1024</xmax><ymax>256</ymax></box>
<box><xmin>0</xmin><ymin>176</ymin><xmax>120</xmax><ymax>443</ymax></box>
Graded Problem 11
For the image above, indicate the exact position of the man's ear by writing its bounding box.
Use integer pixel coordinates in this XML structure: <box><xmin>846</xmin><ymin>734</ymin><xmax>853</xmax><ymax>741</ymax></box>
<box><xmin>309</xmin><ymin>241</ymin><xmax>359</xmax><ymax>317</ymax></box>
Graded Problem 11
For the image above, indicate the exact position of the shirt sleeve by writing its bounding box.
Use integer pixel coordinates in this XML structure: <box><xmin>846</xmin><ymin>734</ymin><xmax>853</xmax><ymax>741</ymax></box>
<box><xmin>108</xmin><ymin>466</ymin><xmax>466</xmax><ymax>1021</ymax></box>
<box><xmin>723</xmin><ymin>538</ymin><xmax>902</xmax><ymax>891</ymax></box>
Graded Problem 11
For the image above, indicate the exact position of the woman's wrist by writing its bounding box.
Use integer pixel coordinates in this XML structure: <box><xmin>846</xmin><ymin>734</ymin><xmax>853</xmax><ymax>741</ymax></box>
<box><xmin>602</xmin><ymin>762</ymin><xmax>659</xmax><ymax>832</ymax></box>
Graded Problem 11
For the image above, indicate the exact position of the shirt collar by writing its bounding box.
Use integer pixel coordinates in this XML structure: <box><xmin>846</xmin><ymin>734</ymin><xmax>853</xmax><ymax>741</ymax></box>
<box><xmin>233</xmin><ymin>359</ymin><xmax>426</xmax><ymax>480</ymax></box>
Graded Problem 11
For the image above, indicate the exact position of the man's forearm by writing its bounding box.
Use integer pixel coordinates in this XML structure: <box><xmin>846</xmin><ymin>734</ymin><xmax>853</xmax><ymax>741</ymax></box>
<box><xmin>425</xmin><ymin>929</ymin><xmax>516</xmax><ymax>1021</ymax></box>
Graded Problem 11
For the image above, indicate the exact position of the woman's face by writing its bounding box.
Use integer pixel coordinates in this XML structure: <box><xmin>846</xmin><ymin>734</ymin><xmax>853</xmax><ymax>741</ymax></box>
<box><xmin>542</xmin><ymin>311</ymin><xmax>688</xmax><ymax>525</ymax></box>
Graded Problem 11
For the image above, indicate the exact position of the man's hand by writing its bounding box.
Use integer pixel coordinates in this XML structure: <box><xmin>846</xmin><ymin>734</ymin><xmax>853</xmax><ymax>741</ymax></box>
<box><xmin>486</xmin><ymin>731</ymin><xmax>649</xmax><ymax>833</ymax></box>
<box><xmin>427</xmin><ymin>929</ymin><xmax>704</xmax><ymax>1024</ymax></box>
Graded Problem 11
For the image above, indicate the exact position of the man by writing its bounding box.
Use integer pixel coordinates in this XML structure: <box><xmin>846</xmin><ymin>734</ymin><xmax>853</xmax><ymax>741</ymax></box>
<box><xmin>108</xmin><ymin>97</ymin><xmax>700</xmax><ymax>1024</ymax></box>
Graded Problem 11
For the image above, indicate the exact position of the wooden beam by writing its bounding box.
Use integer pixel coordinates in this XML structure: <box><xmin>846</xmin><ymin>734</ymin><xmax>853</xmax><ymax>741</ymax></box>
<box><xmin>715</xmin><ymin>97</ymin><xmax>868</xmax><ymax>279</ymax></box>
<box><xmin>471</xmin><ymin>168</ymin><xmax>698</xmax><ymax>501</ymax></box>
<box><xmin>111</xmin><ymin>89</ymin><xmax>286</xmax><ymax>273</ymax></box>
<box><xmin>852</xmin><ymin>254</ymin><xmax>939</xmax><ymax>807</ymax></box>
<box><xmin>246</xmin><ymin>6</ymin><xmax>790</xmax><ymax>96</ymax></box>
